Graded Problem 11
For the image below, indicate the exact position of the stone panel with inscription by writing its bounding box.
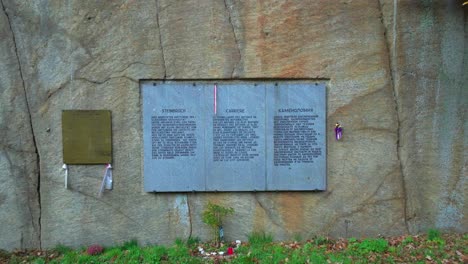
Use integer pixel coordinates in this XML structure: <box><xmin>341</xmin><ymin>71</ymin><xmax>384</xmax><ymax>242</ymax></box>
<box><xmin>142</xmin><ymin>81</ymin><xmax>326</xmax><ymax>192</ymax></box>
<box><xmin>142</xmin><ymin>83</ymin><xmax>206</xmax><ymax>192</ymax></box>
<box><xmin>205</xmin><ymin>83</ymin><xmax>266</xmax><ymax>191</ymax></box>
<box><xmin>266</xmin><ymin>83</ymin><xmax>326</xmax><ymax>190</ymax></box>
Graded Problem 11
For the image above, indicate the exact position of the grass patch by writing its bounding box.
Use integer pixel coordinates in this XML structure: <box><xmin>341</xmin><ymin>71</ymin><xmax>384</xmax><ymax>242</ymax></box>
<box><xmin>120</xmin><ymin>239</ymin><xmax>139</xmax><ymax>250</ymax></box>
<box><xmin>313</xmin><ymin>236</ymin><xmax>331</xmax><ymax>246</ymax></box>
<box><xmin>52</xmin><ymin>244</ymin><xmax>73</xmax><ymax>255</ymax></box>
<box><xmin>247</xmin><ymin>231</ymin><xmax>274</xmax><ymax>245</ymax></box>
<box><xmin>350</xmin><ymin>238</ymin><xmax>389</xmax><ymax>254</ymax></box>
<box><xmin>427</xmin><ymin>229</ymin><xmax>441</xmax><ymax>241</ymax></box>
<box><xmin>186</xmin><ymin>236</ymin><xmax>201</xmax><ymax>247</ymax></box>
<box><xmin>100</xmin><ymin>247</ymin><xmax>122</xmax><ymax>260</ymax></box>
<box><xmin>1</xmin><ymin>233</ymin><xmax>466</xmax><ymax>264</ymax></box>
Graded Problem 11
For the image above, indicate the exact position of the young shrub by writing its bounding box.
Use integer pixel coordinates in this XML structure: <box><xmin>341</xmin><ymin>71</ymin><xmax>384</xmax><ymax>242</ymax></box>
<box><xmin>202</xmin><ymin>202</ymin><xmax>234</xmax><ymax>245</ymax></box>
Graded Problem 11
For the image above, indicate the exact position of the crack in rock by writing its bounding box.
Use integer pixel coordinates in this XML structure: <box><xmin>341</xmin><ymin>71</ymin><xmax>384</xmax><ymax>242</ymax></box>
<box><xmin>0</xmin><ymin>143</ymin><xmax>37</xmax><ymax>155</ymax></box>
<box><xmin>155</xmin><ymin>0</ymin><xmax>167</xmax><ymax>79</ymax></box>
<box><xmin>254</xmin><ymin>194</ymin><xmax>282</xmax><ymax>230</ymax></box>
<box><xmin>46</xmin><ymin>58</ymin><xmax>147</xmax><ymax>101</ymax></box>
<box><xmin>1</xmin><ymin>0</ymin><xmax>42</xmax><ymax>248</ymax></box>
<box><xmin>46</xmin><ymin>76</ymin><xmax>138</xmax><ymax>102</ymax></box>
<box><xmin>69</xmin><ymin>187</ymin><xmax>151</xmax><ymax>233</ymax></box>
<box><xmin>323</xmin><ymin>197</ymin><xmax>404</xmax><ymax>234</ymax></box>
<box><xmin>377</xmin><ymin>0</ymin><xmax>409</xmax><ymax>233</ymax></box>
<box><xmin>186</xmin><ymin>194</ymin><xmax>193</xmax><ymax>239</ymax></box>
<box><xmin>223</xmin><ymin>0</ymin><xmax>242</xmax><ymax>78</ymax></box>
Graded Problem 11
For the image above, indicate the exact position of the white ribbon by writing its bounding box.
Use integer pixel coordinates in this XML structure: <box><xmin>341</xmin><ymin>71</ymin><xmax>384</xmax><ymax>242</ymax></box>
<box><xmin>105</xmin><ymin>164</ymin><xmax>113</xmax><ymax>190</ymax></box>
<box><xmin>98</xmin><ymin>164</ymin><xmax>113</xmax><ymax>197</ymax></box>
<box><xmin>62</xmin><ymin>164</ymin><xmax>68</xmax><ymax>189</ymax></box>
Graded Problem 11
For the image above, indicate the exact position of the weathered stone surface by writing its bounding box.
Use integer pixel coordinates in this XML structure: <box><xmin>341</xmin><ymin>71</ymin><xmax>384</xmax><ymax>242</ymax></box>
<box><xmin>0</xmin><ymin>0</ymin><xmax>40</xmax><ymax>250</ymax></box>
<box><xmin>381</xmin><ymin>0</ymin><xmax>467</xmax><ymax>233</ymax></box>
<box><xmin>0</xmin><ymin>0</ymin><xmax>465</xmax><ymax>250</ymax></box>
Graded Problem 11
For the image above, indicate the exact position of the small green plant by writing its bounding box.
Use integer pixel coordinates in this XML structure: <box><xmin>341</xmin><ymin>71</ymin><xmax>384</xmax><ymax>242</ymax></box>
<box><xmin>174</xmin><ymin>237</ymin><xmax>185</xmax><ymax>246</ymax></box>
<box><xmin>33</xmin><ymin>259</ymin><xmax>46</xmax><ymax>264</ymax></box>
<box><xmin>248</xmin><ymin>231</ymin><xmax>274</xmax><ymax>245</ymax></box>
<box><xmin>270</xmin><ymin>244</ymin><xmax>288</xmax><ymax>262</ymax></box>
<box><xmin>53</xmin><ymin>244</ymin><xmax>73</xmax><ymax>255</ymax></box>
<box><xmin>120</xmin><ymin>239</ymin><xmax>139</xmax><ymax>250</ymax></box>
<box><xmin>290</xmin><ymin>248</ymin><xmax>308</xmax><ymax>263</ymax></box>
<box><xmin>386</xmin><ymin>255</ymin><xmax>396</xmax><ymax>264</ymax></box>
<box><xmin>293</xmin><ymin>233</ymin><xmax>303</xmax><ymax>242</ymax></box>
<box><xmin>100</xmin><ymin>247</ymin><xmax>122</xmax><ymax>260</ymax></box>
<box><xmin>308</xmin><ymin>251</ymin><xmax>328</xmax><ymax>263</ymax></box>
<box><xmin>142</xmin><ymin>245</ymin><xmax>167</xmax><ymax>262</ymax></box>
<box><xmin>58</xmin><ymin>251</ymin><xmax>78</xmax><ymax>264</ymax></box>
<box><xmin>427</xmin><ymin>229</ymin><xmax>446</xmax><ymax>246</ymax></box>
<box><xmin>167</xmin><ymin>241</ymin><xmax>191</xmax><ymax>262</ymax></box>
<box><xmin>402</xmin><ymin>236</ymin><xmax>414</xmax><ymax>245</ymax></box>
<box><xmin>351</xmin><ymin>238</ymin><xmax>389</xmax><ymax>254</ymax></box>
<box><xmin>76</xmin><ymin>254</ymin><xmax>93</xmax><ymax>264</ymax></box>
<box><xmin>328</xmin><ymin>253</ymin><xmax>352</xmax><ymax>264</ymax></box>
<box><xmin>8</xmin><ymin>255</ymin><xmax>21</xmax><ymax>264</ymax></box>
<box><xmin>314</xmin><ymin>236</ymin><xmax>330</xmax><ymax>246</ymax></box>
<box><xmin>427</xmin><ymin>229</ymin><xmax>440</xmax><ymax>241</ymax></box>
<box><xmin>186</xmin><ymin>236</ymin><xmax>200</xmax><ymax>248</ymax></box>
<box><xmin>202</xmin><ymin>202</ymin><xmax>234</xmax><ymax>245</ymax></box>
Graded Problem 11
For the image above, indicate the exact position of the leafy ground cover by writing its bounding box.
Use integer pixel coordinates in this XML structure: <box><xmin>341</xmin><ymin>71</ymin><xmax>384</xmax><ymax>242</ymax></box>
<box><xmin>1</xmin><ymin>232</ymin><xmax>466</xmax><ymax>263</ymax></box>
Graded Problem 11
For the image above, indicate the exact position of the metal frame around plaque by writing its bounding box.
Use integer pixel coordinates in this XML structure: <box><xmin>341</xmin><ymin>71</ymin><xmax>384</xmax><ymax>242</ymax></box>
<box><xmin>142</xmin><ymin>81</ymin><xmax>326</xmax><ymax>192</ymax></box>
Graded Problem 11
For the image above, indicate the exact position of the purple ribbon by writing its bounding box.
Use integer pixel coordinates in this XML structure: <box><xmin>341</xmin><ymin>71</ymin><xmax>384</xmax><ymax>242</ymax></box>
<box><xmin>335</xmin><ymin>123</ymin><xmax>343</xmax><ymax>140</ymax></box>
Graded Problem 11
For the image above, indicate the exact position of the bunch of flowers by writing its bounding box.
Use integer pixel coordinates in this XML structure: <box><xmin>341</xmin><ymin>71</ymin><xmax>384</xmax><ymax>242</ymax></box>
<box><xmin>86</xmin><ymin>244</ymin><xmax>104</xmax><ymax>255</ymax></box>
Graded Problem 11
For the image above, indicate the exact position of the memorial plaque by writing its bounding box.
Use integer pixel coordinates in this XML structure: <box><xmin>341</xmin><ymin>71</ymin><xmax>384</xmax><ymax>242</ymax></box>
<box><xmin>62</xmin><ymin>110</ymin><xmax>112</xmax><ymax>164</ymax></box>
<box><xmin>142</xmin><ymin>83</ymin><xmax>206</xmax><ymax>192</ymax></box>
<box><xmin>205</xmin><ymin>83</ymin><xmax>266</xmax><ymax>191</ymax></box>
<box><xmin>266</xmin><ymin>83</ymin><xmax>326</xmax><ymax>190</ymax></box>
<box><xmin>142</xmin><ymin>81</ymin><xmax>326</xmax><ymax>192</ymax></box>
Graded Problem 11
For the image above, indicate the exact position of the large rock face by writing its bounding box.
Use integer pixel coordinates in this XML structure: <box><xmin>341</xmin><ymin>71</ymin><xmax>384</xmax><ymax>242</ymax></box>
<box><xmin>381</xmin><ymin>0</ymin><xmax>467</xmax><ymax>233</ymax></box>
<box><xmin>0</xmin><ymin>1</ymin><xmax>40</xmax><ymax>249</ymax></box>
<box><xmin>0</xmin><ymin>0</ymin><xmax>465</xmax><ymax>250</ymax></box>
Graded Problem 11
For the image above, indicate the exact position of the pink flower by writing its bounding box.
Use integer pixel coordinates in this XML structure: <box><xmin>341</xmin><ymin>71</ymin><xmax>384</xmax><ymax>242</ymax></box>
<box><xmin>86</xmin><ymin>244</ymin><xmax>104</xmax><ymax>255</ymax></box>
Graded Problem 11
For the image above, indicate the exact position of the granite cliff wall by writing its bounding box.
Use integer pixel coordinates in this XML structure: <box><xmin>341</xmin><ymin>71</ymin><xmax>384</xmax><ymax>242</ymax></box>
<box><xmin>0</xmin><ymin>0</ymin><xmax>466</xmax><ymax>250</ymax></box>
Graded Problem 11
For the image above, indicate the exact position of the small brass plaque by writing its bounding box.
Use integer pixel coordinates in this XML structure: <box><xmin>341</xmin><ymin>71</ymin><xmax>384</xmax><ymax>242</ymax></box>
<box><xmin>62</xmin><ymin>110</ymin><xmax>112</xmax><ymax>164</ymax></box>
